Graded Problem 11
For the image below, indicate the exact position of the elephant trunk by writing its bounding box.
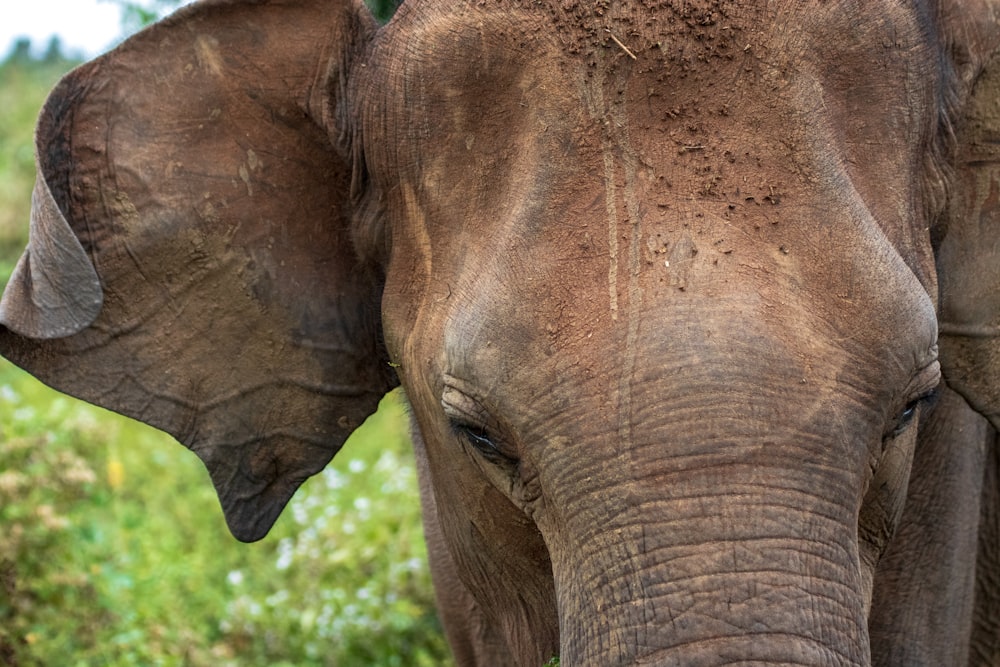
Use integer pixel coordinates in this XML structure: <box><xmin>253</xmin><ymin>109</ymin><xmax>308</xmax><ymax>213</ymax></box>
<box><xmin>520</xmin><ymin>297</ymin><xmax>907</xmax><ymax>664</ymax></box>
<box><xmin>540</xmin><ymin>424</ymin><xmax>873</xmax><ymax>666</ymax></box>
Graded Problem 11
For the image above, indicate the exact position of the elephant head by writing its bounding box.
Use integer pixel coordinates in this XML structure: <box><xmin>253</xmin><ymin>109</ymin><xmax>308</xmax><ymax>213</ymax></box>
<box><xmin>2</xmin><ymin>1</ymin><xmax>1000</xmax><ymax>665</ymax></box>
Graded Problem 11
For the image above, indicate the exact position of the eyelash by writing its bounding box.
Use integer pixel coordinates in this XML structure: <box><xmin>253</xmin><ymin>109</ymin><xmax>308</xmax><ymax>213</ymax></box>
<box><xmin>451</xmin><ymin>423</ymin><xmax>518</xmax><ymax>466</ymax></box>
<box><xmin>890</xmin><ymin>388</ymin><xmax>939</xmax><ymax>437</ymax></box>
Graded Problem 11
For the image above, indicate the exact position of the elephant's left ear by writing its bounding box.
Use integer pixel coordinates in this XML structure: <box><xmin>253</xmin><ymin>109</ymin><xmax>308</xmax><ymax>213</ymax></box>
<box><xmin>936</xmin><ymin>2</ymin><xmax>1000</xmax><ymax>430</ymax></box>
<box><xmin>0</xmin><ymin>0</ymin><xmax>396</xmax><ymax>542</ymax></box>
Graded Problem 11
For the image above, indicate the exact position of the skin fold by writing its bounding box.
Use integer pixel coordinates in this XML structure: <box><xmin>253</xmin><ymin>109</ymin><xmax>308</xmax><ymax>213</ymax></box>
<box><xmin>0</xmin><ymin>1</ymin><xmax>998</xmax><ymax>665</ymax></box>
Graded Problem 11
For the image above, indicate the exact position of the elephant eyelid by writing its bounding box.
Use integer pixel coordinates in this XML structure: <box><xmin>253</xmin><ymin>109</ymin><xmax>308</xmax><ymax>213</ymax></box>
<box><xmin>441</xmin><ymin>384</ymin><xmax>490</xmax><ymax>428</ymax></box>
<box><xmin>441</xmin><ymin>383</ymin><xmax>519</xmax><ymax>466</ymax></box>
<box><xmin>450</xmin><ymin>422</ymin><xmax>519</xmax><ymax>466</ymax></box>
<box><xmin>890</xmin><ymin>387</ymin><xmax>939</xmax><ymax>437</ymax></box>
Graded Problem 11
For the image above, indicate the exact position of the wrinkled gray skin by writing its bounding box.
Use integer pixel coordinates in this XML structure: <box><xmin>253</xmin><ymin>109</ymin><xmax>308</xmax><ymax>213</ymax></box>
<box><xmin>1</xmin><ymin>0</ymin><xmax>1000</xmax><ymax>665</ymax></box>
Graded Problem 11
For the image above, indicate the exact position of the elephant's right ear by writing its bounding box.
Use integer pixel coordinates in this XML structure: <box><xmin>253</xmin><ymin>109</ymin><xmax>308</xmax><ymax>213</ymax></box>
<box><xmin>936</xmin><ymin>4</ymin><xmax>1000</xmax><ymax>431</ymax></box>
<box><xmin>0</xmin><ymin>0</ymin><xmax>397</xmax><ymax>542</ymax></box>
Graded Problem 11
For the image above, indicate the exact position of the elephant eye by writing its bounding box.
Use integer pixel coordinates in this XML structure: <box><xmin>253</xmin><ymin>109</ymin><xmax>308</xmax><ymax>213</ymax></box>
<box><xmin>452</xmin><ymin>423</ymin><xmax>518</xmax><ymax>466</ymax></box>
<box><xmin>892</xmin><ymin>402</ymin><xmax>918</xmax><ymax>435</ymax></box>
<box><xmin>889</xmin><ymin>388</ymin><xmax>939</xmax><ymax>438</ymax></box>
<box><xmin>442</xmin><ymin>380</ymin><xmax>519</xmax><ymax>467</ymax></box>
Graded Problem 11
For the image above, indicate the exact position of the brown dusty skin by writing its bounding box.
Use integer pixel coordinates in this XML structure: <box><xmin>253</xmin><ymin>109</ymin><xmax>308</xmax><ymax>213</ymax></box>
<box><xmin>1</xmin><ymin>1</ymin><xmax>999</xmax><ymax>665</ymax></box>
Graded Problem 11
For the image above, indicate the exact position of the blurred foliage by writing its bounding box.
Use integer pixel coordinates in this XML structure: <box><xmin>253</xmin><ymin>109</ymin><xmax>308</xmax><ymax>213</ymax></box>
<box><xmin>0</xmin><ymin>3</ymin><xmax>450</xmax><ymax>665</ymax></box>
<box><xmin>0</xmin><ymin>57</ymin><xmax>69</xmax><ymax>280</ymax></box>
<box><xmin>100</xmin><ymin>0</ymin><xmax>184</xmax><ymax>34</ymax></box>
<box><xmin>0</xmin><ymin>366</ymin><xmax>448</xmax><ymax>665</ymax></box>
<box><xmin>367</xmin><ymin>0</ymin><xmax>403</xmax><ymax>22</ymax></box>
<box><xmin>104</xmin><ymin>0</ymin><xmax>402</xmax><ymax>27</ymax></box>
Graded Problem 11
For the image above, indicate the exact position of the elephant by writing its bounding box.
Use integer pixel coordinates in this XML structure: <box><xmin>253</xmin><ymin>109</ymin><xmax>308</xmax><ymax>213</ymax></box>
<box><xmin>1</xmin><ymin>0</ymin><xmax>1000</xmax><ymax>664</ymax></box>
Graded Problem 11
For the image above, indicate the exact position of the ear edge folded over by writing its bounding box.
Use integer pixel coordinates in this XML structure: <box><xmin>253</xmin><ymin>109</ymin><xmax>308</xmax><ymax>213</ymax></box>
<box><xmin>0</xmin><ymin>172</ymin><xmax>103</xmax><ymax>339</ymax></box>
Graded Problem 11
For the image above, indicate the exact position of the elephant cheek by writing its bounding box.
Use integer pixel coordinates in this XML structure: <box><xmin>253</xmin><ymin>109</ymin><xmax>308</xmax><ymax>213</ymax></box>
<box><xmin>858</xmin><ymin>427</ymin><xmax>919</xmax><ymax>610</ymax></box>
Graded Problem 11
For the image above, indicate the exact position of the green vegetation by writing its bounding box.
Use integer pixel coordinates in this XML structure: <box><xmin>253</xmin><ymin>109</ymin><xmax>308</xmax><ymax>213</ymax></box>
<box><xmin>105</xmin><ymin>0</ymin><xmax>401</xmax><ymax>29</ymax></box>
<box><xmin>0</xmin><ymin>54</ymin><xmax>69</xmax><ymax>279</ymax></box>
<box><xmin>0</xmin><ymin>8</ymin><xmax>450</xmax><ymax>665</ymax></box>
<box><xmin>0</xmin><ymin>364</ymin><xmax>449</xmax><ymax>666</ymax></box>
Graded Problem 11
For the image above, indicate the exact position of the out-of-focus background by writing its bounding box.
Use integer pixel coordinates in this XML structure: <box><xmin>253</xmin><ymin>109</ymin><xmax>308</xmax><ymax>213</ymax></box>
<box><xmin>0</xmin><ymin>2</ymin><xmax>450</xmax><ymax>665</ymax></box>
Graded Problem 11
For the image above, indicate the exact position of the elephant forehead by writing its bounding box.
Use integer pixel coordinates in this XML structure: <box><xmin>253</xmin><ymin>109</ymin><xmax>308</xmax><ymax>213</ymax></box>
<box><xmin>376</xmin><ymin>0</ymin><xmax>939</xmax><ymax>132</ymax></box>
<box><xmin>371</xmin><ymin>1</ymin><xmax>941</xmax><ymax>367</ymax></box>
<box><xmin>370</xmin><ymin>1</ymin><xmax>940</xmax><ymax>245</ymax></box>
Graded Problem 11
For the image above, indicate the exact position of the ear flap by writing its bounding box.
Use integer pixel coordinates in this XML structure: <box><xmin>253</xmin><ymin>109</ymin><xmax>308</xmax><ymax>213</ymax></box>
<box><xmin>0</xmin><ymin>0</ymin><xmax>395</xmax><ymax>541</ymax></box>
<box><xmin>937</xmin><ymin>9</ymin><xmax>1000</xmax><ymax>431</ymax></box>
